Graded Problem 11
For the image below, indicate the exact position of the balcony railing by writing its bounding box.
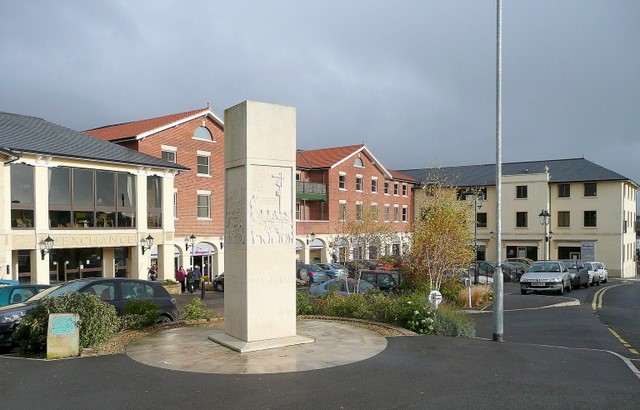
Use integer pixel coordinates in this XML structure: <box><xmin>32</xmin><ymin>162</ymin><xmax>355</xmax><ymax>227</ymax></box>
<box><xmin>296</xmin><ymin>181</ymin><xmax>327</xmax><ymax>201</ymax></box>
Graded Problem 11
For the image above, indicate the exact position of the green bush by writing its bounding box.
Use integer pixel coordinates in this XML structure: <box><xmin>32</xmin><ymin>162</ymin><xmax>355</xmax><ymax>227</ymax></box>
<box><xmin>440</xmin><ymin>280</ymin><xmax>465</xmax><ymax>305</ymax></box>
<box><xmin>162</xmin><ymin>279</ymin><xmax>179</xmax><ymax>285</ymax></box>
<box><xmin>432</xmin><ymin>305</ymin><xmax>476</xmax><ymax>337</ymax></box>
<box><xmin>395</xmin><ymin>293</ymin><xmax>435</xmax><ymax>334</ymax></box>
<box><xmin>13</xmin><ymin>293</ymin><xmax>120</xmax><ymax>353</ymax></box>
<box><xmin>318</xmin><ymin>292</ymin><xmax>372</xmax><ymax>320</ymax></box>
<box><xmin>182</xmin><ymin>298</ymin><xmax>217</xmax><ymax>320</ymax></box>
<box><xmin>296</xmin><ymin>291</ymin><xmax>317</xmax><ymax>315</ymax></box>
<box><xmin>120</xmin><ymin>299</ymin><xmax>160</xmax><ymax>329</ymax></box>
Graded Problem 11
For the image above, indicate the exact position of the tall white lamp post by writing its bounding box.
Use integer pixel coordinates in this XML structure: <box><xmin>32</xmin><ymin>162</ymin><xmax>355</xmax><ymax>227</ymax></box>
<box><xmin>538</xmin><ymin>210</ymin><xmax>551</xmax><ymax>260</ymax></box>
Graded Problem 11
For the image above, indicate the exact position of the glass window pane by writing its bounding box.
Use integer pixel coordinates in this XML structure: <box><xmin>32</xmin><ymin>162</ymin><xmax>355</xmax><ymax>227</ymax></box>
<box><xmin>96</xmin><ymin>171</ymin><xmax>115</xmax><ymax>207</ymax></box>
<box><xmin>147</xmin><ymin>176</ymin><xmax>162</xmax><ymax>208</ymax></box>
<box><xmin>117</xmin><ymin>173</ymin><xmax>136</xmax><ymax>208</ymax></box>
<box><xmin>11</xmin><ymin>163</ymin><xmax>34</xmax><ymax>205</ymax></box>
<box><xmin>49</xmin><ymin>167</ymin><xmax>71</xmax><ymax>206</ymax></box>
<box><xmin>73</xmin><ymin>169</ymin><xmax>93</xmax><ymax>206</ymax></box>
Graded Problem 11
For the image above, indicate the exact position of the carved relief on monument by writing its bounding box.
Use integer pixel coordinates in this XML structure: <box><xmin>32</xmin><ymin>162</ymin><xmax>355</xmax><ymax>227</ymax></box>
<box><xmin>249</xmin><ymin>165</ymin><xmax>294</xmax><ymax>245</ymax></box>
<box><xmin>225</xmin><ymin>186</ymin><xmax>247</xmax><ymax>245</ymax></box>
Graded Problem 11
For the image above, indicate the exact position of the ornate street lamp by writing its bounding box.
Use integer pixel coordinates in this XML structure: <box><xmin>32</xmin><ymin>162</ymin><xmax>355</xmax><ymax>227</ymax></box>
<box><xmin>141</xmin><ymin>235</ymin><xmax>154</xmax><ymax>255</ymax></box>
<box><xmin>538</xmin><ymin>210</ymin><xmax>551</xmax><ymax>260</ymax></box>
<box><xmin>40</xmin><ymin>235</ymin><xmax>54</xmax><ymax>260</ymax></box>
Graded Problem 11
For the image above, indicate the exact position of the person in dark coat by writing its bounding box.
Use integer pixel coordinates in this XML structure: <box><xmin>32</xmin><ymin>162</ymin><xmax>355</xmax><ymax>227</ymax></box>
<box><xmin>192</xmin><ymin>265</ymin><xmax>202</xmax><ymax>290</ymax></box>
<box><xmin>175</xmin><ymin>266</ymin><xmax>187</xmax><ymax>293</ymax></box>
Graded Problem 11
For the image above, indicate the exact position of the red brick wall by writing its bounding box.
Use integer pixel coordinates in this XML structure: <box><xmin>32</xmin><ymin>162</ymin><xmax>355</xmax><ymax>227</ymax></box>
<box><xmin>297</xmin><ymin>150</ymin><xmax>414</xmax><ymax>236</ymax></box>
<box><xmin>137</xmin><ymin>116</ymin><xmax>225</xmax><ymax>239</ymax></box>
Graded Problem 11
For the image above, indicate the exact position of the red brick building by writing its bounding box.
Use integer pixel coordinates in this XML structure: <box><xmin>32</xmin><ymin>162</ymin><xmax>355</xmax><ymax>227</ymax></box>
<box><xmin>296</xmin><ymin>144</ymin><xmax>419</xmax><ymax>263</ymax></box>
<box><xmin>84</xmin><ymin>107</ymin><xmax>225</xmax><ymax>277</ymax></box>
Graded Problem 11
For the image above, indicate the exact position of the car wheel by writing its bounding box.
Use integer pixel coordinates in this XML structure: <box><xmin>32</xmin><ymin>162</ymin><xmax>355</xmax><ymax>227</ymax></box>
<box><xmin>557</xmin><ymin>285</ymin><xmax>564</xmax><ymax>295</ymax></box>
<box><xmin>521</xmin><ymin>289</ymin><xmax>527</xmax><ymax>295</ymax></box>
<box><xmin>215</xmin><ymin>282</ymin><xmax>224</xmax><ymax>292</ymax></box>
<box><xmin>157</xmin><ymin>315</ymin><xmax>173</xmax><ymax>324</ymax></box>
<box><xmin>566</xmin><ymin>280</ymin><xmax>572</xmax><ymax>292</ymax></box>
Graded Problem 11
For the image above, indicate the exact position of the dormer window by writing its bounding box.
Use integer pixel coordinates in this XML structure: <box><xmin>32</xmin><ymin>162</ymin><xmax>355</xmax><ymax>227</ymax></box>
<box><xmin>354</xmin><ymin>157</ymin><xmax>364</xmax><ymax>167</ymax></box>
<box><xmin>193</xmin><ymin>126</ymin><xmax>213</xmax><ymax>141</ymax></box>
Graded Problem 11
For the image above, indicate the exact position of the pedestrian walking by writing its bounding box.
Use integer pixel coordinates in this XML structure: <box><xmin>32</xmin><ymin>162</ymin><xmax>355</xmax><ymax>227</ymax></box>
<box><xmin>147</xmin><ymin>264</ymin><xmax>157</xmax><ymax>281</ymax></box>
<box><xmin>193</xmin><ymin>265</ymin><xmax>202</xmax><ymax>290</ymax></box>
<box><xmin>175</xmin><ymin>265</ymin><xmax>187</xmax><ymax>293</ymax></box>
<box><xmin>186</xmin><ymin>268</ymin><xmax>195</xmax><ymax>294</ymax></box>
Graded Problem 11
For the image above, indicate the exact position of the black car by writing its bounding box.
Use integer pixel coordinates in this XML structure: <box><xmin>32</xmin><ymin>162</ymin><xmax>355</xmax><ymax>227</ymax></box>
<box><xmin>360</xmin><ymin>270</ymin><xmax>403</xmax><ymax>292</ymax></box>
<box><xmin>0</xmin><ymin>278</ymin><xmax>179</xmax><ymax>353</ymax></box>
<box><xmin>212</xmin><ymin>274</ymin><xmax>224</xmax><ymax>292</ymax></box>
<box><xmin>559</xmin><ymin>259</ymin><xmax>590</xmax><ymax>289</ymax></box>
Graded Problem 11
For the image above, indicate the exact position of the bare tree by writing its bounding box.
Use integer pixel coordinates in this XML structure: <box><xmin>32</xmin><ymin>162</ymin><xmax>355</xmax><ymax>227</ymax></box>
<box><xmin>331</xmin><ymin>209</ymin><xmax>397</xmax><ymax>293</ymax></box>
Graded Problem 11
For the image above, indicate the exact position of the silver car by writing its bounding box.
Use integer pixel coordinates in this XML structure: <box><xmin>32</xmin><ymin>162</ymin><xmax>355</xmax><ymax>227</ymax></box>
<box><xmin>583</xmin><ymin>262</ymin><xmax>601</xmax><ymax>286</ymax></box>
<box><xmin>520</xmin><ymin>261</ymin><xmax>572</xmax><ymax>295</ymax></box>
<box><xmin>593</xmin><ymin>262</ymin><xmax>609</xmax><ymax>283</ymax></box>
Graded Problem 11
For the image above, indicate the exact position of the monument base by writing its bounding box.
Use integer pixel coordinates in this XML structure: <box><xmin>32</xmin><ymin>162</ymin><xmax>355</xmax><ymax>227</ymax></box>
<box><xmin>208</xmin><ymin>330</ymin><xmax>314</xmax><ymax>353</ymax></box>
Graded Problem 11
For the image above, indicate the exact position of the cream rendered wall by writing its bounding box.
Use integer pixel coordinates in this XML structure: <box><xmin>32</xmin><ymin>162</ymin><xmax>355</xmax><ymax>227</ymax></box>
<box><xmin>2</xmin><ymin>154</ymin><xmax>177</xmax><ymax>284</ymax></box>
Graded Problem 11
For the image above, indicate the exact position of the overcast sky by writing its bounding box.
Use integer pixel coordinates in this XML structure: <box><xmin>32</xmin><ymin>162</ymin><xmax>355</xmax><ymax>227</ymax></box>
<box><xmin>1</xmin><ymin>1</ymin><xmax>638</xmax><ymax>185</ymax></box>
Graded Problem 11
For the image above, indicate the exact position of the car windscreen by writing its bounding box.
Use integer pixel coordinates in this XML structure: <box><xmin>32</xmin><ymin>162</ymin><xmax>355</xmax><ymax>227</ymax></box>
<box><xmin>37</xmin><ymin>281</ymin><xmax>91</xmax><ymax>299</ymax></box>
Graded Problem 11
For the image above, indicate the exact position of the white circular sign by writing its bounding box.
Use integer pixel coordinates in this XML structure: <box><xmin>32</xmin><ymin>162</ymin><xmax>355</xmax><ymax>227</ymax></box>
<box><xmin>428</xmin><ymin>290</ymin><xmax>443</xmax><ymax>307</ymax></box>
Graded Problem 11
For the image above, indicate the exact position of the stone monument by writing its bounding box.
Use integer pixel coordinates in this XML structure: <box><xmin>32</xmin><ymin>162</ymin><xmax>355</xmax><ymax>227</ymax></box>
<box><xmin>209</xmin><ymin>100</ymin><xmax>313</xmax><ymax>352</ymax></box>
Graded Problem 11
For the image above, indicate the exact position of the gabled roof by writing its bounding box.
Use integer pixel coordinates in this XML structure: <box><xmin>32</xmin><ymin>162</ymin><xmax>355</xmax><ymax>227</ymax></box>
<box><xmin>0</xmin><ymin>111</ymin><xmax>186</xmax><ymax>170</ymax></box>
<box><xmin>398</xmin><ymin>158</ymin><xmax>636</xmax><ymax>187</ymax></box>
<box><xmin>84</xmin><ymin>107</ymin><xmax>223</xmax><ymax>142</ymax></box>
<box><xmin>296</xmin><ymin>144</ymin><xmax>419</xmax><ymax>184</ymax></box>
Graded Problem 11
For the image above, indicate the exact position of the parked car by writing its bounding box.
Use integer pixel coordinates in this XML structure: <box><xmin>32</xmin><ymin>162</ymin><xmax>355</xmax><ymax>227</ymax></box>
<box><xmin>0</xmin><ymin>280</ymin><xmax>20</xmax><ymax>287</ymax></box>
<box><xmin>0</xmin><ymin>284</ymin><xmax>51</xmax><ymax>307</ymax></box>
<box><xmin>305</xmin><ymin>264</ymin><xmax>328</xmax><ymax>283</ymax></box>
<box><xmin>309</xmin><ymin>278</ymin><xmax>375</xmax><ymax>296</ymax></box>
<box><xmin>593</xmin><ymin>262</ymin><xmax>609</xmax><ymax>283</ymax></box>
<box><xmin>345</xmin><ymin>260</ymin><xmax>380</xmax><ymax>277</ymax></box>
<box><xmin>360</xmin><ymin>270</ymin><xmax>403</xmax><ymax>292</ymax></box>
<box><xmin>520</xmin><ymin>260</ymin><xmax>572</xmax><ymax>295</ymax></box>
<box><xmin>212</xmin><ymin>273</ymin><xmax>224</xmax><ymax>292</ymax></box>
<box><xmin>506</xmin><ymin>257</ymin><xmax>534</xmax><ymax>267</ymax></box>
<box><xmin>296</xmin><ymin>260</ymin><xmax>308</xmax><ymax>282</ymax></box>
<box><xmin>583</xmin><ymin>262</ymin><xmax>601</xmax><ymax>286</ymax></box>
<box><xmin>0</xmin><ymin>278</ymin><xmax>179</xmax><ymax>353</ymax></box>
<box><xmin>317</xmin><ymin>263</ymin><xmax>348</xmax><ymax>278</ymax></box>
<box><xmin>504</xmin><ymin>261</ymin><xmax>529</xmax><ymax>281</ymax></box>
<box><xmin>559</xmin><ymin>259</ymin><xmax>590</xmax><ymax>289</ymax></box>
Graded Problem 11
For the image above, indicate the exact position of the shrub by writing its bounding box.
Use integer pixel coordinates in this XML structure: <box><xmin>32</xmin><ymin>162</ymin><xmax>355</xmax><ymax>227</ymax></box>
<box><xmin>318</xmin><ymin>292</ymin><xmax>372</xmax><ymax>320</ymax></box>
<box><xmin>457</xmin><ymin>285</ymin><xmax>493</xmax><ymax>309</ymax></box>
<box><xmin>432</xmin><ymin>305</ymin><xmax>476</xmax><ymax>337</ymax></box>
<box><xmin>296</xmin><ymin>291</ymin><xmax>317</xmax><ymax>315</ymax></box>
<box><xmin>395</xmin><ymin>293</ymin><xmax>435</xmax><ymax>334</ymax></box>
<box><xmin>13</xmin><ymin>293</ymin><xmax>120</xmax><ymax>353</ymax></box>
<box><xmin>120</xmin><ymin>299</ymin><xmax>160</xmax><ymax>329</ymax></box>
<box><xmin>162</xmin><ymin>279</ymin><xmax>179</xmax><ymax>285</ymax></box>
<box><xmin>440</xmin><ymin>279</ymin><xmax>465</xmax><ymax>306</ymax></box>
<box><xmin>182</xmin><ymin>298</ymin><xmax>217</xmax><ymax>320</ymax></box>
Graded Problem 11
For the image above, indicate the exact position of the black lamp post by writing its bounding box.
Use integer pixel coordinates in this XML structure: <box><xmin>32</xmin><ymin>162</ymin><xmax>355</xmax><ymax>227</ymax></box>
<box><xmin>185</xmin><ymin>234</ymin><xmax>196</xmax><ymax>251</ymax></box>
<box><xmin>40</xmin><ymin>235</ymin><xmax>54</xmax><ymax>260</ymax></box>
<box><xmin>141</xmin><ymin>235</ymin><xmax>153</xmax><ymax>255</ymax></box>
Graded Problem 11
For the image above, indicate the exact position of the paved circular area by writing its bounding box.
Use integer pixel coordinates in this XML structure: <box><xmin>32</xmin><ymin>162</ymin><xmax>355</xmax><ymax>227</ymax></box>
<box><xmin>126</xmin><ymin>320</ymin><xmax>387</xmax><ymax>374</ymax></box>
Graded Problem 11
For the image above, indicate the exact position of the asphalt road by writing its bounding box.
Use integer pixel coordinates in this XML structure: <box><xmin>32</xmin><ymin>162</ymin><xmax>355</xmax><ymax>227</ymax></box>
<box><xmin>2</xmin><ymin>280</ymin><xmax>640</xmax><ymax>409</ymax></box>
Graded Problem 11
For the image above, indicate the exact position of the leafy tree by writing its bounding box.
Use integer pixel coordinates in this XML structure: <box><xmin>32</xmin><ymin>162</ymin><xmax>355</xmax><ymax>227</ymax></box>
<box><xmin>405</xmin><ymin>175</ymin><xmax>475</xmax><ymax>292</ymax></box>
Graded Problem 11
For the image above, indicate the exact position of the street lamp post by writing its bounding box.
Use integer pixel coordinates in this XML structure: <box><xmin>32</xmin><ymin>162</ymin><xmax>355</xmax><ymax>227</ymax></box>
<box><xmin>465</xmin><ymin>189</ymin><xmax>485</xmax><ymax>285</ymax></box>
<box><xmin>538</xmin><ymin>210</ymin><xmax>551</xmax><ymax>260</ymax></box>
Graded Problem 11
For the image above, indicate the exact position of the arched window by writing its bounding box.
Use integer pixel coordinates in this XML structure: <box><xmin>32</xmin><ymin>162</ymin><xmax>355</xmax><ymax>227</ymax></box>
<box><xmin>354</xmin><ymin>157</ymin><xmax>364</xmax><ymax>167</ymax></box>
<box><xmin>193</xmin><ymin>126</ymin><xmax>213</xmax><ymax>141</ymax></box>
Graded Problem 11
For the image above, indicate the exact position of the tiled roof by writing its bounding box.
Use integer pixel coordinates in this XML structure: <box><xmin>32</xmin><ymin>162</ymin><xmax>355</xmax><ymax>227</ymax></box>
<box><xmin>296</xmin><ymin>144</ymin><xmax>365</xmax><ymax>169</ymax></box>
<box><xmin>388</xmin><ymin>169</ymin><xmax>420</xmax><ymax>183</ymax></box>
<box><xmin>0</xmin><ymin>111</ymin><xmax>186</xmax><ymax>170</ymax></box>
<box><xmin>398</xmin><ymin>158</ymin><xmax>635</xmax><ymax>187</ymax></box>
<box><xmin>84</xmin><ymin>107</ymin><xmax>221</xmax><ymax>141</ymax></box>
<box><xmin>297</xmin><ymin>144</ymin><xmax>419</xmax><ymax>184</ymax></box>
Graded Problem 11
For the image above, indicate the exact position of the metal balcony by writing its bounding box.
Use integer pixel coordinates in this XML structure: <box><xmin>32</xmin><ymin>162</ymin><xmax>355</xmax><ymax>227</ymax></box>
<box><xmin>296</xmin><ymin>181</ymin><xmax>327</xmax><ymax>201</ymax></box>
